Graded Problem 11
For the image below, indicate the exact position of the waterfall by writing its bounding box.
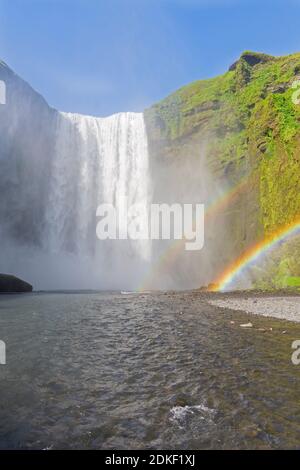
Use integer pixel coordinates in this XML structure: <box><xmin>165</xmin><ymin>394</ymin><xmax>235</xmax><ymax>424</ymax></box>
<box><xmin>43</xmin><ymin>111</ymin><xmax>152</xmax><ymax>287</ymax></box>
<box><xmin>0</xmin><ymin>63</ymin><xmax>221</xmax><ymax>290</ymax></box>
<box><xmin>0</xmin><ymin>105</ymin><xmax>152</xmax><ymax>290</ymax></box>
<box><xmin>46</xmin><ymin>111</ymin><xmax>151</xmax><ymax>257</ymax></box>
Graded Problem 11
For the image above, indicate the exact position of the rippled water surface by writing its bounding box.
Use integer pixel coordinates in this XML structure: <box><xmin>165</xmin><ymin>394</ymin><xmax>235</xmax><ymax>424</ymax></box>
<box><xmin>0</xmin><ymin>291</ymin><xmax>300</xmax><ymax>449</ymax></box>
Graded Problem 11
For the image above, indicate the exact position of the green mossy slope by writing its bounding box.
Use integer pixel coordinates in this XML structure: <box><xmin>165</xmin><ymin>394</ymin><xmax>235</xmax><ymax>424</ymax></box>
<box><xmin>145</xmin><ymin>51</ymin><xmax>300</xmax><ymax>288</ymax></box>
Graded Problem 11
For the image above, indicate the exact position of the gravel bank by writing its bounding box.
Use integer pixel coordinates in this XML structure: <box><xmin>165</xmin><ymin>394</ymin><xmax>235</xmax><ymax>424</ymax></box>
<box><xmin>208</xmin><ymin>296</ymin><xmax>300</xmax><ymax>323</ymax></box>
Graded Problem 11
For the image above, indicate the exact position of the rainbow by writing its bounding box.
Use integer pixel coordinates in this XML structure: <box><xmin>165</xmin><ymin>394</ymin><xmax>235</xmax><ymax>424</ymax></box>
<box><xmin>138</xmin><ymin>174</ymin><xmax>250</xmax><ymax>291</ymax></box>
<box><xmin>210</xmin><ymin>217</ymin><xmax>300</xmax><ymax>292</ymax></box>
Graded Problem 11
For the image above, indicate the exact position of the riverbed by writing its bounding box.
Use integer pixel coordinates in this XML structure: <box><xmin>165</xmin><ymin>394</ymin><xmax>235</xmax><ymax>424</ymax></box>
<box><xmin>0</xmin><ymin>291</ymin><xmax>300</xmax><ymax>449</ymax></box>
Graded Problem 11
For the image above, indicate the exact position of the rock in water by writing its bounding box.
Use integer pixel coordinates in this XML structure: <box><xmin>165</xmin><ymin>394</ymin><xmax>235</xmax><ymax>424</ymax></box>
<box><xmin>0</xmin><ymin>274</ymin><xmax>33</xmax><ymax>293</ymax></box>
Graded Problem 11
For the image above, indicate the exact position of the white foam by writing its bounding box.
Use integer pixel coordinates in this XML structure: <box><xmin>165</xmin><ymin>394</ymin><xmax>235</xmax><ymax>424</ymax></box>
<box><xmin>169</xmin><ymin>404</ymin><xmax>215</xmax><ymax>427</ymax></box>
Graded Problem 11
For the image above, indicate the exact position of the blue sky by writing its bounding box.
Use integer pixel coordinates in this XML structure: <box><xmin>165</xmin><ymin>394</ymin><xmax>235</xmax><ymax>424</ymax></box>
<box><xmin>0</xmin><ymin>0</ymin><xmax>300</xmax><ymax>116</ymax></box>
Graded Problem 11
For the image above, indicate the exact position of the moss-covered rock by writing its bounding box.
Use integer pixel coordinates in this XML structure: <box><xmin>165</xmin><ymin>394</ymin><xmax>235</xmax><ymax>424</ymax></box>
<box><xmin>145</xmin><ymin>51</ymin><xmax>300</xmax><ymax>287</ymax></box>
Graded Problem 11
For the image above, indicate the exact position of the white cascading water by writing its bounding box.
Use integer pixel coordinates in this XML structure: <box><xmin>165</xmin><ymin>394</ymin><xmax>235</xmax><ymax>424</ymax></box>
<box><xmin>44</xmin><ymin>111</ymin><xmax>151</xmax><ymax>288</ymax></box>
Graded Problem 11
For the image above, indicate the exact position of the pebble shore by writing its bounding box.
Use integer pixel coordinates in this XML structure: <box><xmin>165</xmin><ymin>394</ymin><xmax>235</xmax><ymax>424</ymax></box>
<box><xmin>209</xmin><ymin>296</ymin><xmax>300</xmax><ymax>323</ymax></box>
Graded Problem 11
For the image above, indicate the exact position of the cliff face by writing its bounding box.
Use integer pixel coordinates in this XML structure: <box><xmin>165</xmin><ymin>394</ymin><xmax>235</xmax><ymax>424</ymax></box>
<box><xmin>145</xmin><ymin>51</ymin><xmax>300</xmax><ymax>288</ymax></box>
<box><xmin>0</xmin><ymin>61</ymin><xmax>57</xmax><ymax>248</ymax></box>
